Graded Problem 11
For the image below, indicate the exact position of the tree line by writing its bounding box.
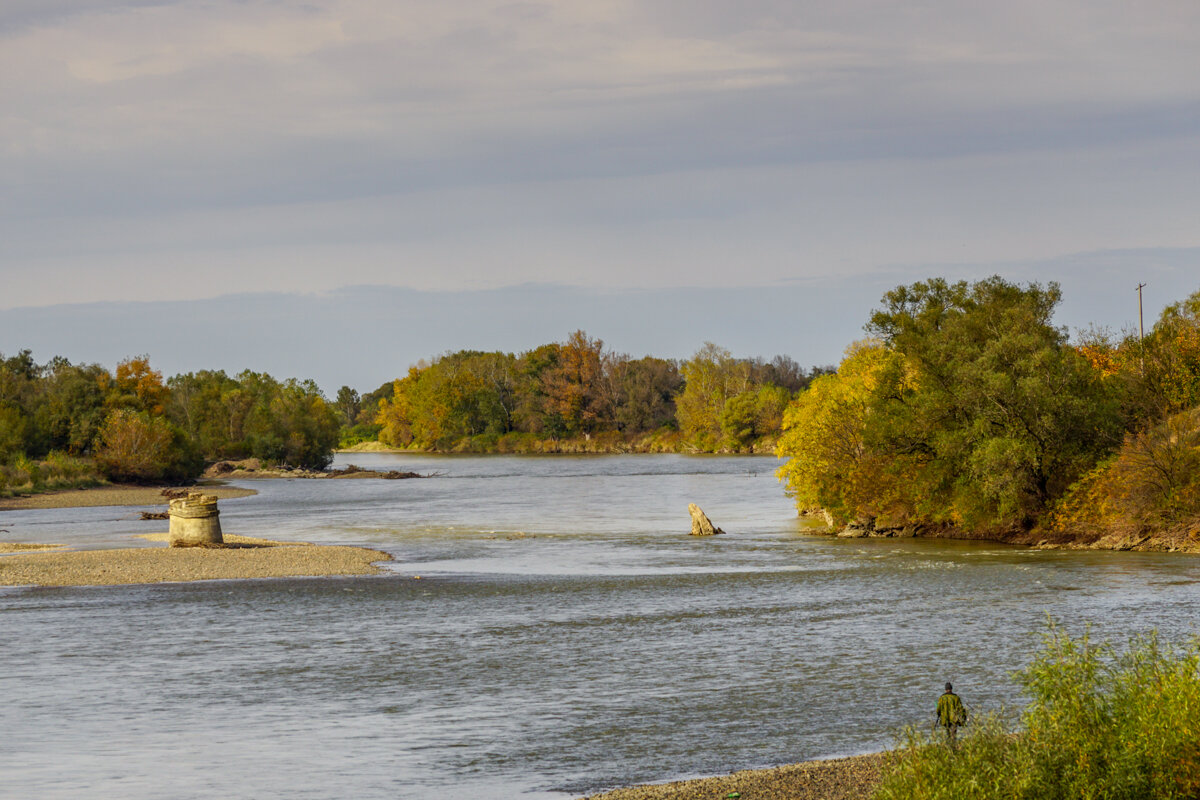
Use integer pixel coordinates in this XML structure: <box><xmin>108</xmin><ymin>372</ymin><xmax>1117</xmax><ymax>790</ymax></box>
<box><xmin>351</xmin><ymin>331</ymin><xmax>829</xmax><ymax>453</ymax></box>
<box><xmin>0</xmin><ymin>336</ymin><xmax>830</xmax><ymax>490</ymax></box>
<box><xmin>775</xmin><ymin>277</ymin><xmax>1200</xmax><ymax>538</ymax></box>
<box><xmin>0</xmin><ymin>355</ymin><xmax>340</xmax><ymax>487</ymax></box>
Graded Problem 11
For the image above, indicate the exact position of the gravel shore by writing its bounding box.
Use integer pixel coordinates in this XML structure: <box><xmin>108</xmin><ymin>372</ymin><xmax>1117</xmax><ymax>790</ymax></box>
<box><xmin>0</xmin><ymin>534</ymin><xmax>391</xmax><ymax>587</ymax></box>
<box><xmin>578</xmin><ymin>753</ymin><xmax>887</xmax><ymax>800</ymax></box>
<box><xmin>0</xmin><ymin>484</ymin><xmax>256</xmax><ymax>510</ymax></box>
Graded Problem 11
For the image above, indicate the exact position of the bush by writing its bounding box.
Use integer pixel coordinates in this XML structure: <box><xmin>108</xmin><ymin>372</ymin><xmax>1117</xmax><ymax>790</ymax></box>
<box><xmin>875</xmin><ymin>713</ymin><xmax>1026</xmax><ymax>800</ymax></box>
<box><xmin>94</xmin><ymin>409</ymin><xmax>202</xmax><ymax>483</ymax></box>
<box><xmin>0</xmin><ymin>451</ymin><xmax>103</xmax><ymax>496</ymax></box>
<box><xmin>875</xmin><ymin>623</ymin><xmax>1200</xmax><ymax>799</ymax></box>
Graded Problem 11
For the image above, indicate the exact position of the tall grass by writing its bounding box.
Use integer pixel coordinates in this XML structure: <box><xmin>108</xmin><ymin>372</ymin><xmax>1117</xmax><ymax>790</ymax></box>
<box><xmin>0</xmin><ymin>452</ymin><xmax>104</xmax><ymax>496</ymax></box>
<box><xmin>875</xmin><ymin>622</ymin><xmax>1200</xmax><ymax>800</ymax></box>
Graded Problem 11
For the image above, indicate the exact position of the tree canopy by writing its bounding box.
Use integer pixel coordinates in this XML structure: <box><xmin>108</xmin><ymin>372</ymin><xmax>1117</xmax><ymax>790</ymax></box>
<box><xmin>779</xmin><ymin>277</ymin><xmax>1128</xmax><ymax>531</ymax></box>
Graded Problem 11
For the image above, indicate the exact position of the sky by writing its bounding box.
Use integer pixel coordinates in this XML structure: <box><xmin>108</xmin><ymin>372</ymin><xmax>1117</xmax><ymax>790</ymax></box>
<box><xmin>2</xmin><ymin>1</ymin><xmax>1199</xmax><ymax>392</ymax></box>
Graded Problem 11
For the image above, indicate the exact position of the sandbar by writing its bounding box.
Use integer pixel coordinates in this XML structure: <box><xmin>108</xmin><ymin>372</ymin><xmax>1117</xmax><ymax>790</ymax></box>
<box><xmin>0</xmin><ymin>484</ymin><xmax>257</xmax><ymax>511</ymax></box>
<box><xmin>577</xmin><ymin>753</ymin><xmax>886</xmax><ymax>800</ymax></box>
<box><xmin>0</xmin><ymin>542</ymin><xmax>66</xmax><ymax>553</ymax></box>
<box><xmin>0</xmin><ymin>534</ymin><xmax>391</xmax><ymax>587</ymax></box>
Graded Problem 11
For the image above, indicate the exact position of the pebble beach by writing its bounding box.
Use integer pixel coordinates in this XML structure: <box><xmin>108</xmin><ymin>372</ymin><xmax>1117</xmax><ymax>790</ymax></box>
<box><xmin>577</xmin><ymin>754</ymin><xmax>887</xmax><ymax>800</ymax></box>
<box><xmin>0</xmin><ymin>484</ymin><xmax>390</xmax><ymax>587</ymax></box>
<box><xmin>0</xmin><ymin>533</ymin><xmax>392</xmax><ymax>587</ymax></box>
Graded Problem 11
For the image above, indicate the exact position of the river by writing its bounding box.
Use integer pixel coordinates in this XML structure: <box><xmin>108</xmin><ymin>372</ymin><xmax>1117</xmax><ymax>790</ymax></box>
<box><xmin>3</xmin><ymin>454</ymin><xmax>1199</xmax><ymax>799</ymax></box>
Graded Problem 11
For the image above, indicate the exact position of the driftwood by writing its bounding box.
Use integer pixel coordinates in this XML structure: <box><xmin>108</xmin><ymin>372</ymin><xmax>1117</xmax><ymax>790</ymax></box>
<box><xmin>688</xmin><ymin>503</ymin><xmax>725</xmax><ymax>536</ymax></box>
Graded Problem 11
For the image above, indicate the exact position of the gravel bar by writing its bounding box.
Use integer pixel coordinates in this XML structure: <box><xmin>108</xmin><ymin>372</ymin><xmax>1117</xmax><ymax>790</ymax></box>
<box><xmin>578</xmin><ymin>753</ymin><xmax>887</xmax><ymax>800</ymax></box>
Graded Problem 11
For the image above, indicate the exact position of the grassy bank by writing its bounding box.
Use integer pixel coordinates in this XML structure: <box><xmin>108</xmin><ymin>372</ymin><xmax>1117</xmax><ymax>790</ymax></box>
<box><xmin>0</xmin><ymin>453</ymin><xmax>105</xmax><ymax>498</ymax></box>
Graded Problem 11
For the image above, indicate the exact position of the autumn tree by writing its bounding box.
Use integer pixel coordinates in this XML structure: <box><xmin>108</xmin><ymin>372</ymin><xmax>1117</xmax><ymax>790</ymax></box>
<box><xmin>1118</xmin><ymin>289</ymin><xmax>1200</xmax><ymax>423</ymax></box>
<box><xmin>109</xmin><ymin>356</ymin><xmax>170</xmax><ymax>414</ymax></box>
<box><xmin>376</xmin><ymin>352</ymin><xmax>518</xmax><ymax>449</ymax></box>
<box><xmin>776</xmin><ymin>341</ymin><xmax>913</xmax><ymax>524</ymax></box>
<box><xmin>676</xmin><ymin>343</ymin><xmax>751</xmax><ymax>450</ymax></box>
<box><xmin>540</xmin><ymin>331</ymin><xmax>611</xmax><ymax>435</ymax></box>
<box><xmin>94</xmin><ymin>409</ymin><xmax>201</xmax><ymax>482</ymax></box>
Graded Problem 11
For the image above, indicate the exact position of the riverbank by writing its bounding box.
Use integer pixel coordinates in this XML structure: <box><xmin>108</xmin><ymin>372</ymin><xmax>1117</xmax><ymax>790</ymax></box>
<box><xmin>203</xmin><ymin>459</ymin><xmax>426</xmax><ymax>480</ymax></box>
<box><xmin>0</xmin><ymin>533</ymin><xmax>392</xmax><ymax>587</ymax></box>
<box><xmin>338</xmin><ymin>433</ymin><xmax>778</xmax><ymax>456</ymax></box>
<box><xmin>578</xmin><ymin>753</ymin><xmax>886</xmax><ymax>800</ymax></box>
<box><xmin>0</xmin><ymin>483</ymin><xmax>257</xmax><ymax>510</ymax></box>
<box><xmin>819</xmin><ymin>514</ymin><xmax>1200</xmax><ymax>554</ymax></box>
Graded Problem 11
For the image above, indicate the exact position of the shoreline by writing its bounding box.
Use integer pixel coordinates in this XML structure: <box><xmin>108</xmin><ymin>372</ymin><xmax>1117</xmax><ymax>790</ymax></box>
<box><xmin>576</xmin><ymin>753</ymin><xmax>887</xmax><ymax>800</ymax></box>
<box><xmin>0</xmin><ymin>533</ymin><xmax>392</xmax><ymax>587</ymax></box>
<box><xmin>0</xmin><ymin>483</ymin><xmax>257</xmax><ymax>511</ymax></box>
<box><xmin>818</xmin><ymin>517</ymin><xmax>1200</xmax><ymax>554</ymax></box>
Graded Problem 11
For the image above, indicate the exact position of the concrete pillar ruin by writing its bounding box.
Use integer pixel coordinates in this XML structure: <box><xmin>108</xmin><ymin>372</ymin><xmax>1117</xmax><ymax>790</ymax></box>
<box><xmin>168</xmin><ymin>492</ymin><xmax>224</xmax><ymax>547</ymax></box>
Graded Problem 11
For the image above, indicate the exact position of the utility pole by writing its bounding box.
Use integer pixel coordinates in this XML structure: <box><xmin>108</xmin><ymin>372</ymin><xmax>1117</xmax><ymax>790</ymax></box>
<box><xmin>1136</xmin><ymin>282</ymin><xmax>1147</xmax><ymax>374</ymax></box>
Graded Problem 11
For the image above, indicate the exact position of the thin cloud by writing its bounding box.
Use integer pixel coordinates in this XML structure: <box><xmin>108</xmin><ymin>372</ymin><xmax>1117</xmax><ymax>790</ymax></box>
<box><xmin>1</xmin><ymin>1</ymin><xmax>1199</xmax><ymax>307</ymax></box>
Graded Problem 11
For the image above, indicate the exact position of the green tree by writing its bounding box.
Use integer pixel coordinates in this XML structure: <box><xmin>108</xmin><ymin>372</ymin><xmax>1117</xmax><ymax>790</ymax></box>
<box><xmin>240</xmin><ymin>374</ymin><xmax>340</xmax><ymax>468</ymax></box>
<box><xmin>0</xmin><ymin>401</ymin><xmax>28</xmax><ymax>463</ymax></box>
<box><xmin>720</xmin><ymin>391</ymin><xmax>758</xmax><ymax>450</ymax></box>
<box><xmin>167</xmin><ymin>370</ymin><xmax>251</xmax><ymax>459</ymax></box>
<box><xmin>334</xmin><ymin>386</ymin><xmax>361</xmax><ymax>428</ymax></box>
<box><xmin>867</xmin><ymin>276</ymin><xmax>1122</xmax><ymax>527</ymax></box>
<box><xmin>512</xmin><ymin>343</ymin><xmax>564</xmax><ymax>436</ymax></box>
<box><xmin>31</xmin><ymin>358</ymin><xmax>108</xmax><ymax>455</ymax></box>
<box><xmin>610</xmin><ymin>356</ymin><xmax>683</xmax><ymax>433</ymax></box>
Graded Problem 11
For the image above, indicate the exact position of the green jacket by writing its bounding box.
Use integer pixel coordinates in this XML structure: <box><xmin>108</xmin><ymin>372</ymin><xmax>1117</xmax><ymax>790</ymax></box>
<box><xmin>936</xmin><ymin>692</ymin><xmax>966</xmax><ymax>726</ymax></box>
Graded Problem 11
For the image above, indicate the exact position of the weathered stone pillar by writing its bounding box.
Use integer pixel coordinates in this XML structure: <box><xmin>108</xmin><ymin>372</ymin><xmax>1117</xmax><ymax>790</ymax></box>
<box><xmin>168</xmin><ymin>492</ymin><xmax>224</xmax><ymax>547</ymax></box>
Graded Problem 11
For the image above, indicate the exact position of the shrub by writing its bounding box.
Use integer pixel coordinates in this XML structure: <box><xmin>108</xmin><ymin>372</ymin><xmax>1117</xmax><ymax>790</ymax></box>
<box><xmin>94</xmin><ymin>409</ymin><xmax>202</xmax><ymax>482</ymax></box>
<box><xmin>874</xmin><ymin>623</ymin><xmax>1200</xmax><ymax>800</ymax></box>
<box><xmin>0</xmin><ymin>452</ymin><xmax>103</xmax><ymax>496</ymax></box>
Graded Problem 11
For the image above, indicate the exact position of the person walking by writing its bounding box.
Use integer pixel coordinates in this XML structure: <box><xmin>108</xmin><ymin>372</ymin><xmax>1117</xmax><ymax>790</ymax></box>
<box><xmin>936</xmin><ymin>682</ymin><xmax>967</xmax><ymax>746</ymax></box>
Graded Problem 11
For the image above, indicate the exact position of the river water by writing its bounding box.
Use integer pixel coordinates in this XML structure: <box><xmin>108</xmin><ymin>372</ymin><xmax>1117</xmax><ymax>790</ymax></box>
<box><xmin>3</xmin><ymin>454</ymin><xmax>1200</xmax><ymax>799</ymax></box>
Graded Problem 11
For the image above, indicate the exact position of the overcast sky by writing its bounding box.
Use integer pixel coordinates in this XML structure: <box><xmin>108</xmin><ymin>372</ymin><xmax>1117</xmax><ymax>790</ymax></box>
<box><xmin>2</xmin><ymin>1</ymin><xmax>1198</xmax><ymax>388</ymax></box>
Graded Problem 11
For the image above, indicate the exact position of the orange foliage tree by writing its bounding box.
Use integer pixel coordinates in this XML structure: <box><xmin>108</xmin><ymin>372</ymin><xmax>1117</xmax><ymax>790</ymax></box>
<box><xmin>540</xmin><ymin>330</ymin><xmax>610</xmax><ymax>435</ymax></box>
<box><xmin>111</xmin><ymin>356</ymin><xmax>170</xmax><ymax>414</ymax></box>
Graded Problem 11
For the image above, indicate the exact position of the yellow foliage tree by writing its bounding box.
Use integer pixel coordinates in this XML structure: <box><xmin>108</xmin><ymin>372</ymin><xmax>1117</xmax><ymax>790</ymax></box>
<box><xmin>775</xmin><ymin>341</ymin><xmax>913</xmax><ymax>525</ymax></box>
<box><xmin>676</xmin><ymin>343</ymin><xmax>750</xmax><ymax>450</ymax></box>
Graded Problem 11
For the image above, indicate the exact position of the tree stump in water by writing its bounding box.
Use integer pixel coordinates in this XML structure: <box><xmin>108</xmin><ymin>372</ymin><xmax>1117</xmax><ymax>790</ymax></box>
<box><xmin>168</xmin><ymin>492</ymin><xmax>224</xmax><ymax>547</ymax></box>
<box><xmin>688</xmin><ymin>503</ymin><xmax>725</xmax><ymax>536</ymax></box>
